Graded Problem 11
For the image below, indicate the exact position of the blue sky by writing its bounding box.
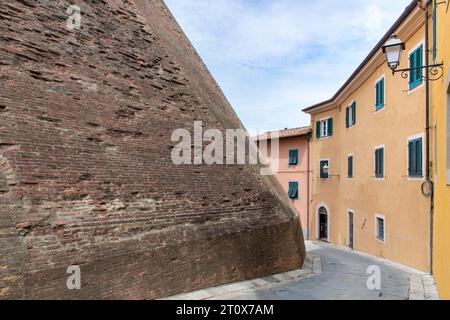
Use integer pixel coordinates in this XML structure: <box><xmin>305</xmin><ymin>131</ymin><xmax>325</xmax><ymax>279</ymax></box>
<box><xmin>164</xmin><ymin>0</ymin><xmax>412</xmax><ymax>132</ymax></box>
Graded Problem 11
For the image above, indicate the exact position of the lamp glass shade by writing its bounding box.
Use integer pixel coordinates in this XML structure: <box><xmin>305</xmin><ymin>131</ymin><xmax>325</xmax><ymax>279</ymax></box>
<box><xmin>382</xmin><ymin>35</ymin><xmax>404</xmax><ymax>71</ymax></box>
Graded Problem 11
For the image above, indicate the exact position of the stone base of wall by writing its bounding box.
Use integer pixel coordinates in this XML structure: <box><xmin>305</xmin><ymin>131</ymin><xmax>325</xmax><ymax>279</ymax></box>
<box><xmin>1</xmin><ymin>217</ymin><xmax>303</xmax><ymax>299</ymax></box>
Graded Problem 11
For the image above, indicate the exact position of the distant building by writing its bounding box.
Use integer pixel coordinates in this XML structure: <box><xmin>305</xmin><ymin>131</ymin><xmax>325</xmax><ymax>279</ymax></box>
<box><xmin>256</xmin><ymin>127</ymin><xmax>312</xmax><ymax>239</ymax></box>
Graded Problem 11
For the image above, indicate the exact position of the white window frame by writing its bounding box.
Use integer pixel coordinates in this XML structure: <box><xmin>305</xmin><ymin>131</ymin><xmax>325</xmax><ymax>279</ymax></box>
<box><xmin>288</xmin><ymin>180</ymin><xmax>300</xmax><ymax>200</ymax></box>
<box><xmin>347</xmin><ymin>209</ymin><xmax>355</xmax><ymax>248</ymax></box>
<box><xmin>374</xmin><ymin>144</ymin><xmax>385</xmax><ymax>181</ymax></box>
<box><xmin>375</xmin><ymin>213</ymin><xmax>386</xmax><ymax>243</ymax></box>
<box><xmin>407</xmin><ymin>39</ymin><xmax>425</xmax><ymax>94</ymax></box>
<box><xmin>347</xmin><ymin>153</ymin><xmax>354</xmax><ymax>179</ymax></box>
<box><xmin>374</xmin><ymin>75</ymin><xmax>385</xmax><ymax>112</ymax></box>
<box><xmin>318</xmin><ymin>116</ymin><xmax>332</xmax><ymax>138</ymax></box>
<box><xmin>407</xmin><ymin>133</ymin><xmax>425</xmax><ymax>181</ymax></box>
<box><xmin>319</xmin><ymin>158</ymin><xmax>330</xmax><ymax>180</ymax></box>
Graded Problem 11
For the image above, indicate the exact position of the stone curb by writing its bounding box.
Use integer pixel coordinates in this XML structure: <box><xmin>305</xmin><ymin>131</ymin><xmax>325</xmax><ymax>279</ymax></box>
<box><xmin>409</xmin><ymin>274</ymin><xmax>439</xmax><ymax>300</ymax></box>
<box><xmin>160</xmin><ymin>253</ymin><xmax>322</xmax><ymax>300</ymax></box>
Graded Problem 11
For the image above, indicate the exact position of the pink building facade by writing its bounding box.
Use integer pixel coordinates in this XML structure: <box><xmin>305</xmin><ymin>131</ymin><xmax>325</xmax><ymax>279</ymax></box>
<box><xmin>257</xmin><ymin>127</ymin><xmax>312</xmax><ymax>239</ymax></box>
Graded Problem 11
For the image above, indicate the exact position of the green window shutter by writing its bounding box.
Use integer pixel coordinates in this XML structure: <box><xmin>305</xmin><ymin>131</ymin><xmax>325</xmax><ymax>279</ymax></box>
<box><xmin>320</xmin><ymin>161</ymin><xmax>328</xmax><ymax>179</ymax></box>
<box><xmin>417</xmin><ymin>45</ymin><xmax>423</xmax><ymax>81</ymax></box>
<box><xmin>288</xmin><ymin>181</ymin><xmax>298</xmax><ymax>199</ymax></box>
<box><xmin>375</xmin><ymin>82</ymin><xmax>379</xmax><ymax>107</ymax></box>
<box><xmin>380</xmin><ymin>148</ymin><xmax>384</xmax><ymax>177</ymax></box>
<box><xmin>380</xmin><ymin>79</ymin><xmax>384</xmax><ymax>106</ymax></box>
<box><xmin>328</xmin><ymin>118</ymin><xmax>333</xmax><ymax>136</ymax></box>
<box><xmin>416</xmin><ymin>139</ymin><xmax>423</xmax><ymax>176</ymax></box>
<box><xmin>409</xmin><ymin>51</ymin><xmax>415</xmax><ymax>85</ymax></box>
<box><xmin>352</xmin><ymin>102</ymin><xmax>356</xmax><ymax>125</ymax></box>
<box><xmin>346</xmin><ymin>107</ymin><xmax>349</xmax><ymax>128</ymax></box>
<box><xmin>375</xmin><ymin>149</ymin><xmax>384</xmax><ymax>178</ymax></box>
<box><xmin>408</xmin><ymin>141</ymin><xmax>414</xmax><ymax>176</ymax></box>
<box><xmin>316</xmin><ymin>121</ymin><xmax>321</xmax><ymax>139</ymax></box>
<box><xmin>289</xmin><ymin>149</ymin><xmax>299</xmax><ymax>165</ymax></box>
<box><xmin>348</xmin><ymin>156</ymin><xmax>353</xmax><ymax>178</ymax></box>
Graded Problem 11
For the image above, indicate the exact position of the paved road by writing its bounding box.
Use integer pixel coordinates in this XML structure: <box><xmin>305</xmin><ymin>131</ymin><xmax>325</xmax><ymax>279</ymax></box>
<box><xmin>211</xmin><ymin>242</ymin><xmax>414</xmax><ymax>300</ymax></box>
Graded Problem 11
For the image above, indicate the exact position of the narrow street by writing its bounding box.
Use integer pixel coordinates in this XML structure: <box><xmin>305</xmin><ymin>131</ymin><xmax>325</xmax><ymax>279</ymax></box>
<box><xmin>167</xmin><ymin>241</ymin><xmax>436</xmax><ymax>300</ymax></box>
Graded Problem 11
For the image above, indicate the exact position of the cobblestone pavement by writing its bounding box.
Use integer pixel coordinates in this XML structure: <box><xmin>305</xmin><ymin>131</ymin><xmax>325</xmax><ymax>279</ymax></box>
<box><xmin>163</xmin><ymin>241</ymin><xmax>439</xmax><ymax>300</ymax></box>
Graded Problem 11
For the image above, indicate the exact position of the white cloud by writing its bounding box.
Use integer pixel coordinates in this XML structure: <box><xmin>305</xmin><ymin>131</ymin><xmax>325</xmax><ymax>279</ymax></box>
<box><xmin>165</xmin><ymin>0</ymin><xmax>412</xmax><ymax>131</ymax></box>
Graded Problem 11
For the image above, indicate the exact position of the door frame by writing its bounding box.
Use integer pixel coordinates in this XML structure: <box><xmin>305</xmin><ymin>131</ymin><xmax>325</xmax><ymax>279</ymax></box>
<box><xmin>315</xmin><ymin>202</ymin><xmax>330</xmax><ymax>242</ymax></box>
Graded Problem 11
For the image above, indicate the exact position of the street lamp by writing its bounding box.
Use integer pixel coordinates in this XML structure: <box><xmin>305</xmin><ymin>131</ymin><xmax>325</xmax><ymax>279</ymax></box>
<box><xmin>381</xmin><ymin>34</ymin><xmax>443</xmax><ymax>80</ymax></box>
<box><xmin>381</xmin><ymin>35</ymin><xmax>405</xmax><ymax>73</ymax></box>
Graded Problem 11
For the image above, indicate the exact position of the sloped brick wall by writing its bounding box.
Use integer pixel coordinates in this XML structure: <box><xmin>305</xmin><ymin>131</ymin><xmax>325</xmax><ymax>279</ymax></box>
<box><xmin>0</xmin><ymin>0</ymin><xmax>305</xmax><ymax>299</ymax></box>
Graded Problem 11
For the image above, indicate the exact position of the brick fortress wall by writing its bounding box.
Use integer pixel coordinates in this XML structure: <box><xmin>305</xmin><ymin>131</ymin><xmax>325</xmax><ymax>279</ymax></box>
<box><xmin>0</xmin><ymin>0</ymin><xmax>305</xmax><ymax>299</ymax></box>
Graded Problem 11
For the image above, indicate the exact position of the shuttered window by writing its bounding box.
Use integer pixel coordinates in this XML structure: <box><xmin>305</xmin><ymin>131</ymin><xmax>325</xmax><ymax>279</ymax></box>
<box><xmin>320</xmin><ymin>160</ymin><xmax>329</xmax><ymax>179</ymax></box>
<box><xmin>375</xmin><ymin>78</ymin><xmax>385</xmax><ymax>110</ymax></box>
<box><xmin>288</xmin><ymin>149</ymin><xmax>299</xmax><ymax>165</ymax></box>
<box><xmin>376</xmin><ymin>216</ymin><xmax>385</xmax><ymax>242</ymax></box>
<box><xmin>288</xmin><ymin>181</ymin><xmax>299</xmax><ymax>199</ymax></box>
<box><xmin>409</xmin><ymin>45</ymin><xmax>423</xmax><ymax>89</ymax></box>
<box><xmin>408</xmin><ymin>137</ymin><xmax>423</xmax><ymax>177</ymax></box>
<box><xmin>348</xmin><ymin>155</ymin><xmax>354</xmax><ymax>178</ymax></box>
<box><xmin>375</xmin><ymin>148</ymin><xmax>384</xmax><ymax>178</ymax></box>
<box><xmin>316</xmin><ymin>118</ymin><xmax>333</xmax><ymax>138</ymax></box>
<box><xmin>346</xmin><ymin>102</ymin><xmax>356</xmax><ymax>128</ymax></box>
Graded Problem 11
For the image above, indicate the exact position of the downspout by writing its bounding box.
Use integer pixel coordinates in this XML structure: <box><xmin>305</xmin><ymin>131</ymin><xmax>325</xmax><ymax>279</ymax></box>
<box><xmin>306</xmin><ymin>133</ymin><xmax>311</xmax><ymax>240</ymax></box>
<box><xmin>424</xmin><ymin>0</ymin><xmax>434</xmax><ymax>275</ymax></box>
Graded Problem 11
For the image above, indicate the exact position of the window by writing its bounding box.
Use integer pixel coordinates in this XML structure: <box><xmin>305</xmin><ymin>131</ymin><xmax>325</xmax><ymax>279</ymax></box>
<box><xmin>348</xmin><ymin>155</ymin><xmax>354</xmax><ymax>178</ymax></box>
<box><xmin>409</xmin><ymin>44</ymin><xmax>423</xmax><ymax>90</ymax></box>
<box><xmin>346</xmin><ymin>102</ymin><xmax>356</xmax><ymax>128</ymax></box>
<box><xmin>288</xmin><ymin>149</ymin><xmax>299</xmax><ymax>165</ymax></box>
<box><xmin>408</xmin><ymin>136</ymin><xmax>423</xmax><ymax>177</ymax></box>
<box><xmin>375</xmin><ymin>77</ymin><xmax>385</xmax><ymax>110</ymax></box>
<box><xmin>288</xmin><ymin>181</ymin><xmax>299</xmax><ymax>199</ymax></box>
<box><xmin>316</xmin><ymin>118</ymin><xmax>333</xmax><ymax>138</ymax></box>
<box><xmin>320</xmin><ymin>160</ymin><xmax>329</xmax><ymax>179</ymax></box>
<box><xmin>375</xmin><ymin>147</ymin><xmax>384</xmax><ymax>179</ymax></box>
<box><xmin>375</xmin><ymin>215</ymin><xmax>385</xmax><ymax>242</ymax></box>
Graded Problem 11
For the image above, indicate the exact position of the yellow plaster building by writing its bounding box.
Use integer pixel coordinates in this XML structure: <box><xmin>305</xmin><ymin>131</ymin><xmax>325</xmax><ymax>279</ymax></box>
<box><xmin>431</xmin><ymin>0</ymin><xmax>450</xmax><ymax>300</ymax></box>
<box><xmin>303</xmin><ymin>1</ymin><xmax>433</xmax><ymax>272</ymax></box>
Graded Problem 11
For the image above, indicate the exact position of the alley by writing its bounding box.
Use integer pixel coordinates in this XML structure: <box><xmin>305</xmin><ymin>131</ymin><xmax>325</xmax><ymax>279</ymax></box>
<box><xmin>167</xmin><ymin>241</ymin><xmax>437</xmax><ymax>300</ymax></box>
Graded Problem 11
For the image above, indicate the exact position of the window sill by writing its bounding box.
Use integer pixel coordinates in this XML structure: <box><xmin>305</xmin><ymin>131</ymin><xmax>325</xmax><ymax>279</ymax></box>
<box><xmin>374</xmin><ymin>177</ymin><xmax>385</xmax><ymax>181</ymax></box>
<box><xmin>408</xmin><ymin>82</ymin><xmax>424</xmax><ymax>94</ymax></box>
<box><xmin>374</xmin><ymin>106</ymin><xmax>385</xmax><ymax>113</ymax></box>
<box><xmin>375</xmin><ymin>237</ymin><xmax>385</xmax><ymax>244</ymax></box>
<box><xmin>407</xmin><ymin>175</ymin><xmax>425</xmax><ymax>181</ymax></box>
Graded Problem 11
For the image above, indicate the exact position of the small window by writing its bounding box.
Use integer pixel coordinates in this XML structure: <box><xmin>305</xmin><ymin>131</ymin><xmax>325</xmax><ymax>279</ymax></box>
<box><xmin>375</xmin><ymin>215</ymin><xmax>385</xmax><ymax>242</ymax></box>
<box><xmin>409</xmin><ymin>44</ymin><xmax>423</xmax><ymax>90</ymax></box>
<box><xmin>375</xmin><ymin>78</ymin><xmax>385</xmax><ymax>110</ymax></box>
<box><xmin>288</xmin><ymin>149</ymin><xmax>299</xmax><ymax>165</ymax></box>
<box><xmin>320</xmin><ymin>160</ymin><xmax>329</xmax><ymax>179</ymax></box>
<box><xmin>348</xmin><ymin>155</ymin><xmax>354</xmax><ymax>178</ymax></box>
<box><xmin>288</xmin><ymin>181</ymin><xmax>299</xmax><ymax>199</ymax></box>
<box><xmin>346</xmin><ymin>102</ymin><xmax>356</xmax><ymax>128</ymax></box>
<box><xmin>316</xmin><ymin>118</ymin><xmax>333</xmax><ymax>139</ymax></box>
<box><xmin>375</xmin><ymin>147</ymin><xmax>384</xmax><ymax>178</ymax></box>
<box><xmin>408</xmin><ymin>137</ymin><xmax>423</xmax><ymax>177</ymax></box>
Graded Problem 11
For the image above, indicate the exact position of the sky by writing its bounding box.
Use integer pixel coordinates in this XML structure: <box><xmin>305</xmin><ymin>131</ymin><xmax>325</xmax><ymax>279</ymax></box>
<box><xmin>164</xmin><ymin>0</ymin><xmax>413</xmax><ymax>132</ymax></box>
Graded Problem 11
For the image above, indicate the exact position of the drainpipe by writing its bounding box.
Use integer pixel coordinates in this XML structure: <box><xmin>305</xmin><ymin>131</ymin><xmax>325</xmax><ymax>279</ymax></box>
<box><xmin>424</xmin><ymin>0</ymin><xmax>434</xmax><ymax>275</ymax></box>
<box><xmin>306</xmin><ymin>133</ymin><xmax>311</xmax><ymax>240</ymax></box>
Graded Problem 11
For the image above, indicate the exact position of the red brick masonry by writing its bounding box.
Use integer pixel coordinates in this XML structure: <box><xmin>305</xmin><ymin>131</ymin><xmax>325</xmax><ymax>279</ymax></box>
<box><xmin>0</xmin><ymin>0</ymin><xmax>305</xmax><ymax>299</ymax></box>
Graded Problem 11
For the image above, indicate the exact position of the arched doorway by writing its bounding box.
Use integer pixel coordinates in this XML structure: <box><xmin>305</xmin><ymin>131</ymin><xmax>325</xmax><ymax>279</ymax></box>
<box><xmin>318</xmin><ymin>206</ymin><xmax>328</xmax><ymax>241</ymax></box>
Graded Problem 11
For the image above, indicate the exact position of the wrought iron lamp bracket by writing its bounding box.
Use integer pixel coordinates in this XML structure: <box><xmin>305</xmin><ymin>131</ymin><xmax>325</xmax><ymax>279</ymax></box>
<box><xmin>392</xmin><ymin>63</ymin><xmax>444</xmax><ymax>82</ymax></box>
